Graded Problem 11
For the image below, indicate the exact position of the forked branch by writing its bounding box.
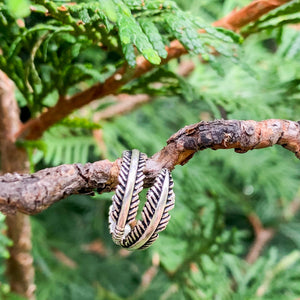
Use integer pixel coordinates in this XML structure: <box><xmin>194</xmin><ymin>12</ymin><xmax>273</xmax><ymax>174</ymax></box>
<box><xmin>1</xmin><ymin>119</ymin><xmax>299</xmax><ymax>215</ymax></box>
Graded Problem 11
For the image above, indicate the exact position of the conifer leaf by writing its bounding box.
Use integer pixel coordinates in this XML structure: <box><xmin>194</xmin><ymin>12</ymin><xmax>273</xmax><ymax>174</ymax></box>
<box><xmin>206</xmin><ymin>26</ymin><xmax>243</xmax><ymax>44</ymax></box>
<box><xmin>5</xmin><ymin>0</ymin><xmax>30</xmax><ymax>18</ymax></box>
<box><xmin>255</xmin><ymin>0</ymin><xmax>300</xmax><ymax>24</ymax></box>
<box><xmin>101</xmin><ymin>0</ymin><xmax>118</xmax><ymax>22</ymax></box>
<box><xmin>123</xmin><ymin>43</ymin><xmax>137</xmax><ymax>67</ymax></box>
<box><xmin>59</xmin><ymin>117</ymin><xmax>102</xmax><ymax>130</ymax></box>
<box><xmin>163</xmin><ymin>12</ymin><xmax>207</xmax><ymax>55</ymax></box>
<box><xmin>43</xmin><ymin>128</ymin><xmax>98</xmax><ymax>165</ymax></box>
<box><xmin>115</xmin><ymin>0</ymin><xmax>161</xmax><ymax>65</ymax></box>
<box><xmin>282</xmin><ymin>32</ymin><xmax>300</xmax><ymax>59</ymax></box>
<box><xmin>141</xmin><ymin>48</ymin><xmax>161</xmax><ymax>65</ymax></box>
<box><xmin>243</xmin><ymin>0</ymin><xmax>300</xmax><ymax>34</ymax></box>
<box><xmin>78</xmin><ymin>8</ymin><xmax>90</xmax><ymax>24</ymax></box>
<box><xmin>139</xmin><ymin>18</ymin><xmax>168</xmax><ymax>59</ymax></box>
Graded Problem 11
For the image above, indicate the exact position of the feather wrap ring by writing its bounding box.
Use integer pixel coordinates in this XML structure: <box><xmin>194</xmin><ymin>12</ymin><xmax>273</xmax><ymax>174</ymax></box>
<box><xmin>109</xmin><ymin>149</ymin><xmax>175</xmax><ymax>250</ymax></box>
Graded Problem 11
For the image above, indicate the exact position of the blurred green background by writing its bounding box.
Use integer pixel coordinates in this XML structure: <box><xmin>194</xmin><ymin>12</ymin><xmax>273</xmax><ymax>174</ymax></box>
<box><xmin>0</xmin><ymin>0</ymin><xmax>300</xmax><ymax>299</ymax></box>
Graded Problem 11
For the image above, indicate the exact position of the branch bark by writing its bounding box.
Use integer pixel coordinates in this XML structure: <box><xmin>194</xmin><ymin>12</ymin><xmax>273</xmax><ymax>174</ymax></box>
<box><xmin>0</xmin><ymin>71</ymin><xmax>35</xmax><ymax>299</ymax></box>
<box><xmin>15</xmin><ymin>0</ymin><xmax>293</xmax><ymax>141</ymax></box>
<box><xmin>213</xmin><ymin>0</ymin><xmax>291</xmax><ymax>31</ymax></box>
<box><xmin>1</xmin><ymin>119</ymin><xmax>299</xmax><ymax>215</ymax></box>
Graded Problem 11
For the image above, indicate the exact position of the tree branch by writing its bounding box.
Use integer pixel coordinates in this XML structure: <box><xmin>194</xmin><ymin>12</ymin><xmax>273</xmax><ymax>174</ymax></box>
<box><xmin>92</xmin><ymin>59</ymin><xmax>194</xmax><ymax>122</ymax></box>
<box><xmin>16</xmin><ymin>0</ymin><xmax>292</xmax><ymax>141</ymax></box>
<box><xmin>1</xmin><ymin>119</ymin><xmax>299</xmax><ymax>215</ymax></box>
<box><xmin>16</xmin><ymin>41</ymin><xmax>185</xmax><ymax>140</ymax></box>
<box><xmin>0</xmin><ymin>71</ymin><xmax>35</xmax><ymax>299</ymax></box>
<box><xmin>213</xmin><ymin>0</ymin><xmax>291</xmax><ymax>31</ymax></box>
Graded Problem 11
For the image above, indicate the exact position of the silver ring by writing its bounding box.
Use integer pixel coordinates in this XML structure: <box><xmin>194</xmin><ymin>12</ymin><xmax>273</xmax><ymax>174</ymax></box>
<box><xmin>109</xmin><ymin>149</ymin><xmax>146</xmax><ymax>245</ymax></box>
<box><xmin>109</xmin><ymin>149</ymin><xmax>175</xmax><ymax>250</ymax></box>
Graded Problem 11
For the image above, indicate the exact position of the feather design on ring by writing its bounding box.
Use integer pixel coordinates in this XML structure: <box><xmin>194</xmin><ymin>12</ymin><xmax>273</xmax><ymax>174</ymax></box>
<box><xmin>109</xmin><ymin>149</ymin><xmax>146</xmax><ymax>245</ymax></box>
<box><xmin>109</xmin><ymin>149</ymin><xmax>175</xmax><ymax>250</ymax></box>
<box><xmin>121</xmin><ymin>169</ymin><xmax>175</xmax><ymax>250</ymax></box>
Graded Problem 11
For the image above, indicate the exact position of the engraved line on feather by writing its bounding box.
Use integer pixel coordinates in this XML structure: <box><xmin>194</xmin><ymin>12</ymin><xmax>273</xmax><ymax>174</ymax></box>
<box><xmin>121</xmin><ymin>168</ymin><xmax>175</xmax><ymax>250</ymax></box>
<box><xmin>109</xmin><ymin>149</ymin><xmax>146</xmax><ymax>245</ymax></box>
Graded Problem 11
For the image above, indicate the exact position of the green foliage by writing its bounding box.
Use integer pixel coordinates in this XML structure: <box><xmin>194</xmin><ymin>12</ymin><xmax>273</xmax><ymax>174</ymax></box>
<box><xmin>0</xmin><ymin>0</ymin><xmax>300</xmax><ymax>299</ymax></box>
<box><xmin>0</xmin><ymin>214</ymin><xmax>15</xmax><ymax>299</ymax></box>
<box><xmin>138</xmin><ymin>18</ymin><xmax>168</xmax><ymax>59</ymax></box>
<box><xmin>59</xmin><ymin>117</ymin><xmax>102</xmax><ymax>130</ymax></box>
<box><xmin>0</xmin><ymin>0</ymin><xmax>239</xmax><ymax>114</ymax></box>
<box><xmin>29</xmin><ymin>92</ymin><xmax>300</xmax><ymax>299</ymax></box>
<box><xmin>121</xmin><ymin>66</ymin><xmax>197</xmax><ymax>101</ymax></box>
<box><xmin>243</xmin><ymin>0</ymin><xmax>300</xmax><ymax>35</ymax></box>
<box><xmin>4</xmin><ymin>0</ymin><xmax>30</xmax><ymax>18</ymax></box>
<box><xmin>42</xmin><ymin>126</ymin><xmax>100</xmax><ymax>166</ymax></box>
<box><xmin>114</xmin><ymin>0</ymin><xmax>161</xmax><ymax>65</ymax></box>
<box><xmin>20</xmin><ymin>123</ymin><xmax>100</xmax><ymax>170</ymax></box>
<box><xmin>0</xmin><ymin>214</ymin><xmax>12</xmax><ymax>260</ymax></box>
<box><xmin>224</xmin><ymin>250</ymin><xmax>300</xmax><ymax>299</ymax></box>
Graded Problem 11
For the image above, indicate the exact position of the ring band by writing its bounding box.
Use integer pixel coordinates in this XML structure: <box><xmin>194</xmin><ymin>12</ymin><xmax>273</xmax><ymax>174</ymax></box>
<box><xmin>109</xmin><ymin>149</ymin><xmax>175</xmax><ymax>250</ymax></box>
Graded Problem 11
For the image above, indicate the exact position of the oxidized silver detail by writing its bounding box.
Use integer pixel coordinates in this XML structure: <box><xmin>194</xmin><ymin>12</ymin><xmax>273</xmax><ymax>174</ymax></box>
<box><xmin>122</xmin><ymin>168</ymin><xmax>175</xmax><ymax>250</ymax></box>
<box><xmin>109</xmin><ymin>150</ymin><xmax>175</xmax><ymax>250</ymax></box>
<box><xmin>109</xmin><ymin>149</ymin><xmax>146</xmax><ymax>245</ymax></box>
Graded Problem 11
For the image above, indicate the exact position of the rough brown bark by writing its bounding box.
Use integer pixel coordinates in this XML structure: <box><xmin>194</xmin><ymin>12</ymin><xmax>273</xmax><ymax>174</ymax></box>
<box><xmin>15</xmin><ymin>0</ymin><xmax>293</xmax><ymax>141</ymax></box>
<box><xmin>0</xmin><ymin>119</ymin><xmax>299</xmax><ymax>215</ymax></box>
<box><xmin>0</xmin><ymin>71</ymin><xmax>35</xmax><ymax>299</ymax></box>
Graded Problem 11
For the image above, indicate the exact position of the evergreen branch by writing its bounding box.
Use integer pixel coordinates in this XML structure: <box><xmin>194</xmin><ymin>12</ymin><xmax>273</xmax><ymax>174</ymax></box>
<box><xmin>213</xmin><ymin>0</ymin><xmax>292</xmax><ymax>31</ymax></box>
<box><xmin>256</xmin><ymin>251</ymin><xmax>300</xmax><ymax>297</ymax></box>
<box><xmin>15</xmin><ymin>0</ymin><xmax>291</xmax><ymax>141</ymax></box>
<box><xmin>242</xmin><ymin>0</ymin><xmax>300</xmax><ymax>35</ymax></box>
<box><xmin>1</xmin><ymin>119</ymin><xmax>300</xmax><ymax>215</ymax></box>
<box><xmin>91</xmin><ymin>63</ymin><xmax>193</xmax><ymax>122</ymax></box>
<box><xmin>16</xmin><ymin>40</ymin><xmax>184</xmax><ymax>140</ymax></box>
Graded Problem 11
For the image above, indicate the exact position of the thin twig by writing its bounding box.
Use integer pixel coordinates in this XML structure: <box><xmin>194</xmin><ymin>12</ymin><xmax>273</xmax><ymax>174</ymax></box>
<box><xmin>246</xmin><ymin>195</ymin><xmax>300</xmax><ymax>264</ymax></box>
<box><xmin>130</xmin><ymin>252</ymin><xmax>160</xmax><ymax>299</ymax></box>
<box><xmin>245</xmin><ymin>213</ymin><xmax>275</xmax><ymax>264</ymax></box>
<box><xmin>93</xmin><ymin>94</ymin><xmax>151</xmax><ymax>122</ymax></box>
